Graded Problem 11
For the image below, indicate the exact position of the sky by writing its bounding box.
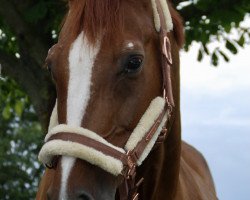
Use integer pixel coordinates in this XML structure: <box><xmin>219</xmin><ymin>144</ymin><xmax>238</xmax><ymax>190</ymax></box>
<box><xmin>180</xmin><ymin>42</ymin><xmax>250</xmax><ymax>200</ymax></box>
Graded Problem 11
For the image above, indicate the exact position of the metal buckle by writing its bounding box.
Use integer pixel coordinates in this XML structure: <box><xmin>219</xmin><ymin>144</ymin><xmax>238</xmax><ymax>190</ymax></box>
<box><xmin>45</xmin><ymin>156</ymin><xmax>59</xmax><ymax>169</ymax></box>
<box><xmin>45</xmin><ymin>163</ymin><xmax>54</xmax><ymax>169</ymax></box>
<box><xmin>160</xmin><ymin>127</ymin><xmax>168</xmax><ymax>139</ymax></box>
<box><xmin>126</xmin><ymin>151</ymin><xmax>137</xmax><ymax>178</ymax></box>
<box><xmin>162</xmin><ymin>36</ymin><xmax>172</xmax><ymax>65</ymax></box>
<box><xmin>161</xmin><ymin>126</ymin><xmax>168</xmax><ymax>134</ymax></box>
<box><xmin>132</xmin><ymin>193</ymin><xmax>139</xmax><ymax>200</ymax></box>
<box><xmin>163</xmin><ymin>88</ymin><xmax>167</xmax><ymax>100</ymax></box>
<box><xmin>163</xmin><ymin>90</ymin><xmax>173</xmax><ymax>114</ymax></box>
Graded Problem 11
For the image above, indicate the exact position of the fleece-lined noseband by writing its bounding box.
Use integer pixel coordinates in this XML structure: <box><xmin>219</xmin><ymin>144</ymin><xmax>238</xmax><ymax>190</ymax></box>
<box><xmin>38</xmin><ymin>0</ymin><xmax>174</xmax><ymax>199</ymax></box>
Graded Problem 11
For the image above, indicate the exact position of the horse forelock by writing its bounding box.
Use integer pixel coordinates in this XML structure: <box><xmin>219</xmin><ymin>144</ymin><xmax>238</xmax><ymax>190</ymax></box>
<box><xmin>62</xmin><ymin>0</ymin><xmax>184</xmax><ymax>47</ymax></box>
<box><xmin>62</xmin><ymin>0</ymin><xmax>123</xmax><ymax>44</ymax></box>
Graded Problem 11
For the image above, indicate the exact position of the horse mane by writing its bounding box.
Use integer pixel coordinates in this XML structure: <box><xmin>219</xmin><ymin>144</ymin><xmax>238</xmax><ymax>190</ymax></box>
<box><xmin>64</xmin><ymin>0</ymin><xmax>184</xmax><ymax>47</ymax></box>
<box><xmin>63</xmin><ymin>0</ymin><xmax>123</xmax><ymax>43</ymax></box>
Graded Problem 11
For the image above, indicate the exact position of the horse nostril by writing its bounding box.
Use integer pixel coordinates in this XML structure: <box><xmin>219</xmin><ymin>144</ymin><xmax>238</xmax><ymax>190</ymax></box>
<box><xmin>77</xmin><ymin>191</ymin><xmax>94</xmax><ymax>200</ymax></box>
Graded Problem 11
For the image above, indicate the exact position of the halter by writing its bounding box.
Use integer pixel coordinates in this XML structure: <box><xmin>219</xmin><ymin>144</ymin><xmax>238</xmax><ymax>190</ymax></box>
<box><xmin>38</xmin><ymin>0</ymin><xmax>174</xmax><ymax>199</ymax></box>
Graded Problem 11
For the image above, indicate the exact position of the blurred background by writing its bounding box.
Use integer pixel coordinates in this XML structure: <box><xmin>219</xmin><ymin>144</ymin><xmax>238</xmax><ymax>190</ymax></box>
<box><xmin>0</xmin><ymin>0</ymin><xmax>249</xmax><ymax>199</ymax></box>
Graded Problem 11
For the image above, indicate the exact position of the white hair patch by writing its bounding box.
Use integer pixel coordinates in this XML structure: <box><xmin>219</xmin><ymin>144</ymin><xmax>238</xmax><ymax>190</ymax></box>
<box><xmin>67</xmin><ymin>31</ymin><xmax>100</xmax><ymax>126</ymax></box>
<box><xmin>59</xmin><ymin>32</ymin><xmax>100</xmax><ymax>199</ymax></box>
<box><xmin>59</xmin><ymin>156</ymin><xmax>76</xmax><ymax>200</ymax></box>
<box><xmin>127</xmin><ymin>42</ymin><xmax>135</xmax><ymax>48</ymax></box>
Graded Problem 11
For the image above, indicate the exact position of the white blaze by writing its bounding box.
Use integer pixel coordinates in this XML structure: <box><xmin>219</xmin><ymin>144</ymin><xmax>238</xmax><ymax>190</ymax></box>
<box><xmin>67</xmin><ymin>32</ymin><xmax>100</xmax><ymax>126</ymax></box>
<box><xmin>59</xmin><ymin>156</ymin><xmax>76</xmax><ymax>200</ymax></box>
<box><xmin>59</xmin><ymin>32</ymin><xmax>100</xmax><ymax>199</ymax></box>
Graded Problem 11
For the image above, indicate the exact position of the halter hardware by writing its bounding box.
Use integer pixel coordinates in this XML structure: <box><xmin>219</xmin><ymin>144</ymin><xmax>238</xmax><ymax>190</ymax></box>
<box><xmin>163</xmin><ymin>35</ymin><xmax>172</xmax><ymax>65</ymax></box>
<box><xmin>124</xmin><ymin>150</ymin><xmax>137</xmax><ymax>178</ymax></box>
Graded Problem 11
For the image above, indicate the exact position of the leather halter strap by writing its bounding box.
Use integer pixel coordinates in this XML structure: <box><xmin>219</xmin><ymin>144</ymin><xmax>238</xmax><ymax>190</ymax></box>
<box><xmin>118</xmin><ymin>106</ymin><xmax>169</xmax><ymax>200</ymax></box>
<box><xmin>46</xmin><ymin>102</ymin><xmax>168</xmax><ymax>174</ymax></box>
<box><xmin>156</xmin><ymin>0</ymin><xmax>174</xmax><ymax>108</ymax></box>
<box><xmin>118</xmin><ymin>1</ymin><xmax>175</xmax><ymax>199</ymax></box>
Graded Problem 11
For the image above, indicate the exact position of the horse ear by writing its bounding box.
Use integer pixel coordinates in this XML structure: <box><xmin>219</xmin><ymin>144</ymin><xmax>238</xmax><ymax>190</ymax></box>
<box><xmin>168</xmin><ymin>2</ymin><xmax>185</xmax><ymax>48</ymax></box>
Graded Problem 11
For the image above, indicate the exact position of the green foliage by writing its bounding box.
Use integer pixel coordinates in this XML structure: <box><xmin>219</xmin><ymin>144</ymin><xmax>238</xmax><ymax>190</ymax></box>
<box><xmin>178</xmin><ymin>0</ymin><xmax>250</xmax><ymax>66</ymax></box>
<box><xmin>1</xmin><ymin>79</ymin><xmax>28</xmax><ymax>120</ymax></box>
<box><xmin>0</xmin><ymin>24</ymin><xmax>19</xmax><ymax>56</ymax></box>
<box><xmin>25</xmin><ymin>1</ymin><xmax>49</xmax><ymax>23</ymax></box>
<box><xmin>22</xmin><ymin>0</ymin><xmax>66</xmax><ymax>34</ymax></box>
<box><xmin>225</xmin><ymin>39</ymin><xmax>238</xmax><ymax>54</ymax></box>
<box><xmin>0</xmin><ymin>77</ymin><xmax>43</xmax><ymax>199</ymax></box>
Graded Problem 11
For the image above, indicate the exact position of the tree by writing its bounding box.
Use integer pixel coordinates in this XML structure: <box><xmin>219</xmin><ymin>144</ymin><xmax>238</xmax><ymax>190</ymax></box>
<box><xmin>173</xmin><ymin>0</ymin><xmax>250</xmax><ymax>66</ymax></box>
<box><xmin>0</xmin><ymin>0</ymin><xmax>249</xmax><ymax>199</ymax></box>
<box><xmin>0</xmin><ymin>1</ymin><xmax>65</xmax><ymax>130</ymax></box>
<box><xmin>0</xmin><ymin>78</ymin><xmax>43</xmax><ymax>200</ymax></box>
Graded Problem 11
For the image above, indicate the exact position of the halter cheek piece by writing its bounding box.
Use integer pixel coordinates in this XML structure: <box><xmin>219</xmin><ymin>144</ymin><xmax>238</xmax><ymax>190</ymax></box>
<box><xmin>38</xmin><ymin>1</ymin><xmax>174</xmax><ymax>199</ymax></box>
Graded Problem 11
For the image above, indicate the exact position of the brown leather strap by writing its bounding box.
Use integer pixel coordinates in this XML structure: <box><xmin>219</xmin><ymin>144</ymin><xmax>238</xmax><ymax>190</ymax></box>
<box><xmin>130</xmin><ymin>104</ymin><xmax>168</xmax><ymax>161</ymax></box>
<box><xmin>156</xmin><ymin>0</ymin><xmax>175</xmax><ymax>108</ymax></box>
<box><xmin>48</xmin><ymin>132</ymin><xmax>128</xmax><ymax>165</ymax></box>
<box><xmin>118</xmin><ymin>1</ymin><xmax>176</xmax><ymax>199</ymax></box>
<box><xmin>129</xmin><ymin>0</ymin><xmax>176</xmax><ymax>164</ymax></box>
<box><xmin>118</xmin><ymin>104</ymin><xmax>169</xmax><ymax>200</ymax></box>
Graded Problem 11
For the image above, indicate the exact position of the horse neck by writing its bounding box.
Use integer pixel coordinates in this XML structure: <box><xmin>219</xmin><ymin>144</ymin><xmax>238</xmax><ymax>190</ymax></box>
<box><xmin>138</xmin><ymin>33</ymin><xmax>182</xmax><ymax>200</ymax></box>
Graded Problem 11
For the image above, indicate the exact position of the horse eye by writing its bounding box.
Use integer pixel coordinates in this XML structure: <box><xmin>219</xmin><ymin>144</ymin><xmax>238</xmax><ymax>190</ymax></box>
<box><xmin>124</xmin><ymin>55</ymin><xmax>143</xmax><ymax>73</ymax></box>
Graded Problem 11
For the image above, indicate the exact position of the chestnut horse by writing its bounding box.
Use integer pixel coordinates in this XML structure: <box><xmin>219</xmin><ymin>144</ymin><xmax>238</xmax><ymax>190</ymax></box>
<box><xmin>36</xmin><ymin>0</ymin><xmax>217</xmax><ymax>199</ymax></box>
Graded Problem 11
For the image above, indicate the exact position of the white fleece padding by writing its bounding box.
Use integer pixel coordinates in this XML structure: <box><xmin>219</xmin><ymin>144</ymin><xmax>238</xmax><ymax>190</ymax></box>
<box><xmin>45</xmin><ymin>124</ymin><xmax>125</xmax><ymax>153</ymax></box>
<box><xmin>137</xmin><ymin>114</ymin><xmax>167</xmax><ymax>165</ymax></box>
<box><xmin>151</xmin><ymin>0</ymin><xmax>173</xmax><ymax>32</ymax></box>
<box><xmin>38</xmin><ymin>140</ymin><xmax>123</xmax><ymax>176</ymax></box>
<box><xmin>48</xmin><ymin>101</ymin><xmax>58</xmax><ymax>131</ymax></box>
<box><xmin>40</xmin><ymin>97</ymin><xmax>168</xmax><ymax>175</ymax></box>
<box><xmin>59</xmin><ymin>156</ymin><xmax>75</xmax><ymax>200</ymax></box>
<box><xmin>125</xmin><ymin>97</ymin><xmax>166</xmax><ymax>151</ymax></box>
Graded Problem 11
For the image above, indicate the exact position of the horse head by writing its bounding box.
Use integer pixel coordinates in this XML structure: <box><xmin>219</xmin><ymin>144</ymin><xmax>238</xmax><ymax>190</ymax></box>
<box><xmin>37</xmin><ymin>0</ymin><xmax>184</xmax><ymax>199</ymax></box>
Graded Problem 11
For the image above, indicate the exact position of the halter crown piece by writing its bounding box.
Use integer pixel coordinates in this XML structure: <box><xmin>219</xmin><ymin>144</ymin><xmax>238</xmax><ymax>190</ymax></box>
<box><xmin>38</xmin><ymin>1</ymin><xmax>174</xmax><ymax>199</ymax></box>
